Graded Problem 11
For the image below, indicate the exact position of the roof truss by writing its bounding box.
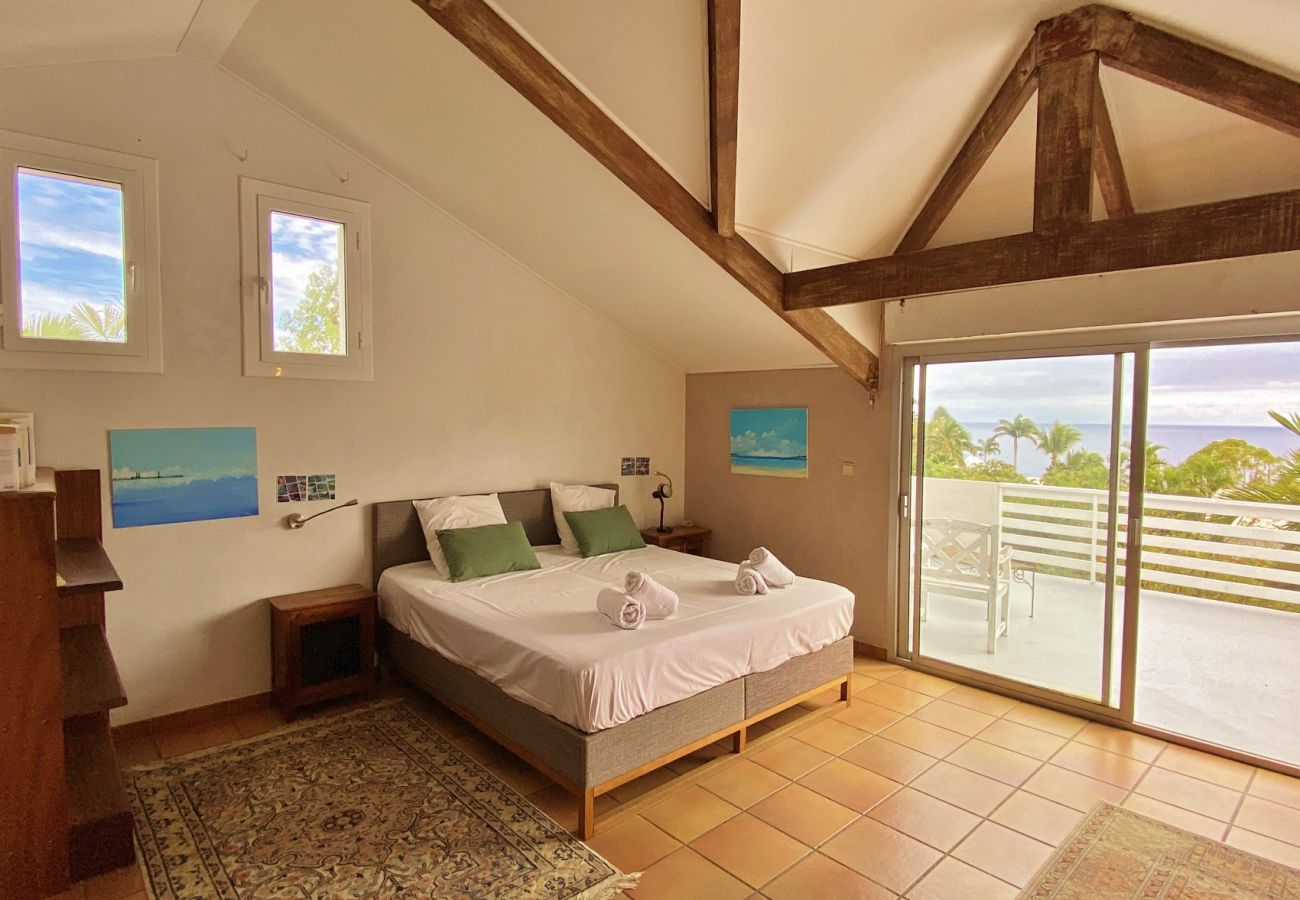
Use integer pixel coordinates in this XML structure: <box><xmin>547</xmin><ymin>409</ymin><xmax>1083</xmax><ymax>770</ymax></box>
<box><xmin>410</xmin><ymin>0</ymin><xmax>879</xmax><ymax>391</ymax></box>
<box><xmin>786</xmin><ymin>4</ymin><xmax>1300</xmax><ymax>311</ymax></box>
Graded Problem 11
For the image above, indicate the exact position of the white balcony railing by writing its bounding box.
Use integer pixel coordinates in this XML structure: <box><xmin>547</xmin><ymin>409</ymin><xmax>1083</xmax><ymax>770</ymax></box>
<box><xmin>922</xmin><ymin>479</ymin><xmax>1300</xmax><ymax>607</ymax></box>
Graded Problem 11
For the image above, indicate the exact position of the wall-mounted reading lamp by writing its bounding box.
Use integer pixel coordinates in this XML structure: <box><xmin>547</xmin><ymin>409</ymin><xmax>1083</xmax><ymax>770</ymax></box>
<box><xmin>284</xmin><ymin>498</ymin><xmax>359</xmax><ymax>530</ymax></box>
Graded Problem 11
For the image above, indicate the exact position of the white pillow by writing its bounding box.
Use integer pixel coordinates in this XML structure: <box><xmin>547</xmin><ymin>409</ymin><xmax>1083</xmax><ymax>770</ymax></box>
<box><xmin>413</xmin><ymin>494</ymin><xmax>507</xmax><ymax>577</ymax></box>
<box><xmin>550</xmin><ymin>482</ymin><xmax>616</xmax><ymax>552</ymax></box>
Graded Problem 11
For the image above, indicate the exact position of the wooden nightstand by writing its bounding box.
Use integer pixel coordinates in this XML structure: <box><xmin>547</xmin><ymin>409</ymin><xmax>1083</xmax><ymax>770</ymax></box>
<box><xmin>269</xmin><ymin>584</ymin><xmax>377</xmax><ymax>719</ymax></box>
<box><xmin>640</xmin><ymin>525</ymin><xmax>712</xmax><ymax>557</ymax></box>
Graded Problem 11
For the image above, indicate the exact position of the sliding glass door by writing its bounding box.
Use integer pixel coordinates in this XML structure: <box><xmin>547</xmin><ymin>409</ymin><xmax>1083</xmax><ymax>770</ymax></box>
<box><xmin>899</xmin><ymin>350</ymin><xmax>1136</xmax><ymax>712</ymax></box>
<box><xmin>898</xmin><ymin>337</ymin><xmax>1300</xmax><ymax>768</ymax></box>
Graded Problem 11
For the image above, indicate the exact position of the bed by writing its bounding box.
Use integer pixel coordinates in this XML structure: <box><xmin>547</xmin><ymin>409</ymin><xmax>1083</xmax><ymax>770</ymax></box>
<box><xmin>372</xmin><ymin>485</ymin><xmax>855</xmax><ymax>838</ymax></box>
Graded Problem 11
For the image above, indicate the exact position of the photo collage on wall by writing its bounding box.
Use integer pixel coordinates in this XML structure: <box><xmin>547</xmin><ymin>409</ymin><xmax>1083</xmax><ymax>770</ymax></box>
<box><xmin>620</xmin><ymin>456</ymin><xmax>651</xmax><ymax>476</ymax></box>
<box><xmin>276</xmin><ymin>473</ymin><xmax>336</xmax><ymax>502</ymax></box>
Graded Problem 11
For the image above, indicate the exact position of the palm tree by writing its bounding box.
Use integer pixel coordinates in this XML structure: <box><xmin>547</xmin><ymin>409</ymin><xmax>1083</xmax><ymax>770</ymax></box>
<box><xmin>1035</xmin><ymin>421</ymin><xmax>1083</xmax><ymax>469</ymax></box>
<box><xmin>22</xmin><ymin>311</ymin><xmax>84</xmax><ymax>340</ymax></box>
<box><xmin>925</xmin><ymin>406</ymin><xmax>975</xmax><ymax>468</ymax></box>
<box><xmin>975</xmin><ymin>436</ymin><xmax>1002</xmax><ymax>462</ymax></box>
<box><xmin>68</xmin><ymin>302</ymin><xmax>126</xmax><ymax>342</ymax></box>
<box><xmin>1224</xmin><ymin>410</ymin><xmax>1300</xmax><ymax>526</ymax></box>
<box><xmin>994</xmin><ymin>415</ymin><xmax>1038</xmax><ymax>471</ymax></box>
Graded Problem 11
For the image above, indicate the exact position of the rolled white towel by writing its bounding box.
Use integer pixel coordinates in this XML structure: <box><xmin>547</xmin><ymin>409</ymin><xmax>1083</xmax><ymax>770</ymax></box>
<box><xmin>596</xmin><ymin>587</ymin><xmax>646</xmax><ymax>630</ymax></box>
<box><xmin>735</xmin><ymin>561</ymin><xmax>769</xmax><ymax>596</ymax></box>
<box><xmin>625</xmin><ymin>571</ymin><xmax>679</xmax><ymax>619</ymax></box>
<box><xmin>748</xmin><ymin>547</ymin><xmax>795</xmax><ymax>588</ymax></box>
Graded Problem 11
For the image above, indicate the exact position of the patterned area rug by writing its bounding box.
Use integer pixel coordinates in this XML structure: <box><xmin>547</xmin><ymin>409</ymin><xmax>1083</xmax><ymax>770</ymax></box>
<box><xmin>126</xmin><ymin>701</ymin><xmax>636</xmax><ymax>899</ymax></box>
<box><xmin>1021</xmin><ymin>802</ymin><xmax>1300</xmax><ymax>899</ymax></box>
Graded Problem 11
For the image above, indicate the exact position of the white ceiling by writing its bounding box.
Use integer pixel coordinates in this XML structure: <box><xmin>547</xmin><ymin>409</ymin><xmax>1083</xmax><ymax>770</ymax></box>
<box><xmin>3</xmin><ymin>0</ymin><xmax>1298</xmax><ymax>370</ymax></box>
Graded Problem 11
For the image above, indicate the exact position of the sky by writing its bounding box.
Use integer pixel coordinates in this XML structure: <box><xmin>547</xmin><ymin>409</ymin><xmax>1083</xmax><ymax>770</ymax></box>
<box><xmin>17</xmin><ymin>169</ymin><xmax>125</xmax><ymax>332</ymax></box>
<box><xmin>921</xmin><ymin>342</ymin><xmax>1300</xmax><ymax>428</ymax></box>
<box><xmin>269</xmin><ymin>210</ymin><xmax>343</xmax><ymax>349</ymax></box>
<box><xmin>730</xmin><ymin>407</ymin><xmax>808</xmax><ymax>458</ymax></box>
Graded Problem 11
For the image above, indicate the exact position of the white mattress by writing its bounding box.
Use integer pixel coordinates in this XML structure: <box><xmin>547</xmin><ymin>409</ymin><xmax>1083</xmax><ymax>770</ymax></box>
<box><xmin>378</xmin><ymin>545</ymin><xmax>854</xmax><ymax>733</ymax></box>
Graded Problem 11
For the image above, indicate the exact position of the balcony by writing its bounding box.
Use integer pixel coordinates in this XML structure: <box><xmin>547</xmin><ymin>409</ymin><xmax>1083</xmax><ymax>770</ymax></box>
<box><xmin>915</xmin><ymin>479</ymin><xmax>1300</xmax><ymax>767</ymax></box>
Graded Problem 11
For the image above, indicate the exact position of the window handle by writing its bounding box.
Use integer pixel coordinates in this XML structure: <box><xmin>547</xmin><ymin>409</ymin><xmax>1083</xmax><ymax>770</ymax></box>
<box><xmin>259</xmin><ymin>276</ymin><xmax>269</xmax><ymax>305</ymax></box>
<box><xmin>128</xmin><ymin>262</ymin><xmax>137</xmax><ymax>293</ymax></box>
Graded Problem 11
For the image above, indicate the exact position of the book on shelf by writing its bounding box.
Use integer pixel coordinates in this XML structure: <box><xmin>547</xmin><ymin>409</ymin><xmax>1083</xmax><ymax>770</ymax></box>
<box><xmin>0</xmin><ymin>412</ymin><xmax>35</xmax><ymax>487</ymax></box>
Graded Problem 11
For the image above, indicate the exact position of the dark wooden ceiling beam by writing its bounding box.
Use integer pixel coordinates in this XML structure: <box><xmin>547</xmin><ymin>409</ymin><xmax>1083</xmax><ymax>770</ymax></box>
<box><xmin>785</xmin><ymin>189</ymin><xmax>1300</xmax><ymax>309</ymax></box>
<box><xmin>707</xmin><ymin>0</ymin><xmax>740</xmax><ymax>237</ymax></box>
<box><xmin>1034</xmin><ymin>52</ymin><xmax>1099</xmax><ymax>230</ymax></box>
<box><xmin>410</xmin><ymin>0</ymin><xmax>878</xmax><ymax>389</ymax></box>
<box><xmin>894</xmin><ymin>35</ymin><xmax>1038</xmax><ymax>253</ymax></box>
<box><xmin>1092</xmin><ymin>72</ymin><xmax>1134</xmax><ymax>217</ymax></box>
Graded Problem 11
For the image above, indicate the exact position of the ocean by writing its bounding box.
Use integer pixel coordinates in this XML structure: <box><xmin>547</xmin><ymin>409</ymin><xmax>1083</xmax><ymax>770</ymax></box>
<box><xmin>963</xmin><ymin>423</ymin><xmax>1298</xmax><ymax>479</ymax></box>
<box><xmin>111</xmin><ymin>475</ymin><xmax>259</xmax><ymax>527</ymax></box>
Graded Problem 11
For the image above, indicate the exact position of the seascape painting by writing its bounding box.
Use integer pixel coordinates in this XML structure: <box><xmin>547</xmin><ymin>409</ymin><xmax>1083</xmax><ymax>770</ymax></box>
<box><xmin>730</xmin><ymin>407</ymin><xmax>808</xmax><ymax>478</ymax></box>
<box><xmin>110</xmin><ymin>428</ymin><xmax>259</xmax><ymax>527</ymax></box>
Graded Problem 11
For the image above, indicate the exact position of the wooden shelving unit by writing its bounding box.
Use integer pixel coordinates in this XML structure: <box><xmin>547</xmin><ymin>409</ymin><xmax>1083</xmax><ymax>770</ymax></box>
<box><xmin>0</xmin><ymin>468</ymin><xmax>134</xmax><ymax>898</ymax></box>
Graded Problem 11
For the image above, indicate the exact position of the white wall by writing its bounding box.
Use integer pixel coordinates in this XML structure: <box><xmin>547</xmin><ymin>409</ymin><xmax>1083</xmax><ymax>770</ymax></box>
<box><xmin>0</xmin><ymin>55</ymin><xmax>685</xmax><ymax>724</ymax></box>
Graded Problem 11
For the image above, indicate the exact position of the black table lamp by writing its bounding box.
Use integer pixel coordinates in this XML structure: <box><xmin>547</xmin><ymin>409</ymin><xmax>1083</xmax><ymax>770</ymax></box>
<box><xmin>652</xmin><ymin>471</ymin><xmax>673</xmax><ymax>534</ymax></box>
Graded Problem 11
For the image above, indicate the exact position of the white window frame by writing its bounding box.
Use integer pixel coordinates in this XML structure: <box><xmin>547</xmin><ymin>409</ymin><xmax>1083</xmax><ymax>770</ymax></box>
<box><xmin>239</xmin><ymin>177</ymin><xmax>372</xmax><ymax>381</ymax></box>
<box><xmin>0</xmin><ymin>130</ymin><xmax>162</xmax><ymax>373</ymax></box>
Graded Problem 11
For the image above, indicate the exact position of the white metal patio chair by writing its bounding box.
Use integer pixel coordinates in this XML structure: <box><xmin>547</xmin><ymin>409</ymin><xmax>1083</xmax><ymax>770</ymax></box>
<box><xmin>920</xmin><ymin>518</ymin><xmax>1012</xmax><ymax>654</ymax></box>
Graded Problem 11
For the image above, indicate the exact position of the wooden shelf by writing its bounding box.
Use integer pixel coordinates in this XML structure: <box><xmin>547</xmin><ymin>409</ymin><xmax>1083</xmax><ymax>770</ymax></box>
<box><xmin>60</xmin><ymin>625</ymin><xmax>127</xmax><ymax>719</ymax></box>
<box><xmin>55</xmin><ymin>538</ymin><xmax>123</xmax><ymax>597</ymax></box>
<box><xmin>63</xmin><ymin>717</ymin><xmax>134</xmax><ymax>881</ymax></box>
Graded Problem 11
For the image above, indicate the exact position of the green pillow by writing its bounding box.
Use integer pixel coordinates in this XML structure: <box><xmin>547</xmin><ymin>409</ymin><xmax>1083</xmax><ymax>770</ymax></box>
<box><xmin>435</xmin><ymin>521</ymin><xmax>540</xmax><ymax>582</ymax></box>
<box><xmin>563</xmin><ymin>505</ymin><xmax>647</xmax><ymax>558</ymax></box>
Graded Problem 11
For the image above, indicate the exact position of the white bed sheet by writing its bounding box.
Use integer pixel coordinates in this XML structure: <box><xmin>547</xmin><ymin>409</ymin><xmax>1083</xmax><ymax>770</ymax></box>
<box><xmin>378</xmin><ymin>544</ymin><xmax>854</xmax><ymax>733</ymax></box>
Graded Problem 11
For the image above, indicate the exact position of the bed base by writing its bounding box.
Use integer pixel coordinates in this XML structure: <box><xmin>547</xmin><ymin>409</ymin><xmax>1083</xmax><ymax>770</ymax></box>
<box><xmin>382</xmin><ymin>624</ymin><xmax>853</xmax><ymax>839</ymax></box>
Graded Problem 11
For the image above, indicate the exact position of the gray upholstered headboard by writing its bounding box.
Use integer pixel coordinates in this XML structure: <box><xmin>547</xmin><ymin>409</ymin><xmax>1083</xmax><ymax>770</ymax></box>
<box><xmin>371</xmin><ymin>484</ymin><xmax>619</xmax><ymax>586</ymax></box>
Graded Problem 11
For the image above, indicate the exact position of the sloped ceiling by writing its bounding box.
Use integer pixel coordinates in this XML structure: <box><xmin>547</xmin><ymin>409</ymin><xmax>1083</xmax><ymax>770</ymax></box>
<box><xmin>5</xmin><ymin>0</ymin><xmax>1299</xmax><ymax>367</ymax></box>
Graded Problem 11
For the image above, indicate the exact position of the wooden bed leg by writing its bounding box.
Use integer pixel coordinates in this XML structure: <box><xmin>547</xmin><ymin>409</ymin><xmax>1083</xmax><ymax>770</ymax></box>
<box><xmin>841</xmin><ymin>675</ymin><xmax>853</xmax><ymax>706</ymax></box>
<box><xmin>732</xmin><ymin>726</ymin><xmax>747</xmax><ymax>754</ymax></box>
<box><xmin>578</xmin><ymin>789</ymin><xmax>596</xmax><ymax>840</ymax></box>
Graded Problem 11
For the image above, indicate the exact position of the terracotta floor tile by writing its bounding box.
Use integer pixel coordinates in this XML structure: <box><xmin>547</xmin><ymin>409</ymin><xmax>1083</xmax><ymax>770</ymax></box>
<box><xmin>989</xmin><ymin>790</ymin><xmax>1086</xmax><ymax>846</ymax></box>
<box><xmin>1050</xmin><ymin>741</ymin><xmax>1149</xmax><ymax>790</ymax></box>
<box><xmin>749</xmin><ymin>783</ymin><xmax>858</xmax><ymax>848</ymax></box>
<box><xmin>691</xmin><ymin>813</ymin><xmax>809</xmax><ymax>888</ymax></box>
<box><xmin>231</xmin><ymin>706</ymin><xmax>287</xmax><ymax>738</ymax></box>
<box><xmin>951</xmin><ymin>820</ymin><xmax>1055</xmax><ymax>887</ymax></box>
<box><xmin>798</xmin><ymin>758</ymin><xmax>902</xmax><ymax>813</ymax></box>
<box><xmin>1001</xmin><ymin>703</ymin><xmax>1085</xmax><ymax>738</ymax></box>
<box><xmin>851</xmin><ymin>676</ymin><xmax>879</xmax><ymax>696</ymax></box>
<box><xmin>857</xmin><ymin>681</ymin><xmax>934</xmax><ymax>715</ymax></box>
<box><xmin>588</xmin><ymin>815</ymin><xmax>681</xmax><ymax>872</ymax></box>
<box><xmin>642</xmin><ymin>784</ymin><xmax>741</xmax><ymax>842</ymax></box>
<box><xmin>833</xmin><ymin>700</ymin><xmax>905</xmax><ymax>734</ymax></box>
<box><xmin>947</xmin><ymin>739</ymin><xmax>1041</xmax><ymax>787</ymax></box>
<box><xmin>853</xmin><ymin>659</ymin><xmax>905</xmax><ymax>679</ymax></box>
<box><xmin>699</xmin><ymin>759</ymin><xmax>789</xmax><ymax>809</ymax></box>
<box><xmin>667</xmin><ymin>741</ymin><xmax>733</xmax><ymax>775</ymax></box>
<box><xmin>1022</xmin><ymin>764</ymin><xmax>1129</xmax><ymax>813</ymax></box>
<box><xmin>628</xmin><ymin>847</ymin><xmax>751</xmax><ymax>900</ymax></box>
<box><xmin>153</xmin><ymin>720</ymin><xmax>242</xmax><ymax>758</ymax></box>
<box><xmin>113</xmin><ymin>735</ymin><xmax>160</xmax><ymax>767</ymax></box>
<box><xmin>822</xmin><ymin>816</ymin><xmax>942</xmax><ymax>893</ymax></box>
<box><xmin>1073</xmin><ymin>721</ymin><xmax>1165</xmax><ymax>763</ymax></box>
<box><xmin>1226</xmin><ymin>827</ymin><xmax>1300</xmax><ymax>868</ymax></box>
<box><xmin>1250</xmin><ymin>769</ymin><xmax>1300</xmax><ymax>811</ymax></box>
<box><xmin>842</xmin><ymin>736</ymin><xmax>937</xmax><ymax>784</ymax></box>
<box><xmin>1234</xmin><ymin>795</ymin><xmax>1300</xmax><ymax>846</ymax></box>
<box><xmin>907</xmin><ymin>856</ymin><xmax>1018</xmax><ymax>900</ymax></box>
<box><xmin>868</xmin><ymin>786</ymin><xmax>980</xmax><ymax>851</ymax></box>
<box><xmin>80</xmin><ymin>865</ymin><xmax>143</xmax><ymax>900</ymax></box>
<box><xmin>911</xmin><ymin>699</ymin><xmax>996</xmax><ymax>737</ymax></box>
<box><xmin>794</xmin><ymin>718</ymin><xmax>870</xmax><ymax>755</ymax></box>
<box><xmin>800</xmin><ymin>688</ymin><xmax>844</xmax><ymax>711</ymax></box>
<box><xmin>451</xmin><ymin>730</ymin><xmax>516</xmax><ymax>768</ymax></box>
<box><xmin>751</xmin><ymin>738</ymin><xmax>833</xmax><ymax>781</ymax></box>
<box><xmin>1154</xmin><ymin>744</ymin><xmax>1254</xmax><ymax>791</ymax></box>
<box><xmin>1121</xmin><ymin>794</ymin><xmax>1227</xmax><ymax>840</ymax></box>
<box><xmin>942</xmin><ymin>685</ymin><xmax>1018</xmax><ymax>717</ymax></box>
<box><xmin>910</xmin><ymin>761</ymin><xmax>1014</xmax><ymax>816</ymax></box>
<box><xmin>761</xmin><ymin>704</ymin><xmax>820</xmax><ymax>731</ymax></box>
<box><xmin>886</xmin><ymin>669</ymin><xmax>957</xmax><ymax>698</ymax></box>
<box><xmin>878</xmin><ymin>717</ymin><xmax>967</xmax><ymax>758</ymax></box>
<box><xmin>529</xmin><ymin>783</ymin><xmax>618</xmax><ymax>831</ymax></box>
<box><xmin>486</xmin><ymin>755</ymin><xmax>554</xmax><ymax>797</ymax></box>
<box><xmin>1133</xmin><ymin>766</ymin><xmax>1240</xmax><ymax>821</ymax></box>
<box><xmin>763</xmin><ymin>852</ymin><xmax>894</xmax><ymax>900</ymax></box>
<box><xmin>977</xmin><ymin>720</ymin><xmax>1067</xmax><ymax>761</ymax></box>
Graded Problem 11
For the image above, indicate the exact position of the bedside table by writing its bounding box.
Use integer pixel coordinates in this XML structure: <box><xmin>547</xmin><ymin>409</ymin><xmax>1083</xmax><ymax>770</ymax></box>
<box><xmin>640</xmin><ymin>525</ymin><xmax>712</xmax><ymax>557</ymax></box>
<box><xmin>268</xmin><ymin>584</ymin><xmax>377</xmax><ymax>719</ymax></box>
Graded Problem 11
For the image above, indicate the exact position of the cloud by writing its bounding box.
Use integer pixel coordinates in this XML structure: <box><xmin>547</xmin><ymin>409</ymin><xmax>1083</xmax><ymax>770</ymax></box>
<box><xmin>20</xmin><ymin>220</ymin><xmax>123</xmax><ymax>260</ymax></box>
<box><xmin>731</xmin><ymin>429</ymin><xmax>806</xmax><ymax>458</ymax></box>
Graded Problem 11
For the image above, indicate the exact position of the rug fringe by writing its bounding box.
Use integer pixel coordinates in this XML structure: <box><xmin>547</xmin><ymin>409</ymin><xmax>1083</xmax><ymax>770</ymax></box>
<box><xmin>574</xmin><ymin>872</ymin><xmax>642</xmax><ymax>899</ymax></box>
